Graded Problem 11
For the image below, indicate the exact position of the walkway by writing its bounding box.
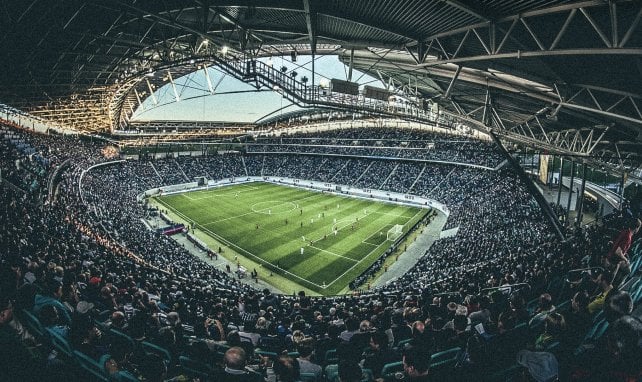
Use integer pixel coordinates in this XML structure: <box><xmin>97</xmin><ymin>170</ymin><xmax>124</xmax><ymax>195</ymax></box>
<box><xmin>372</xmin><ymin>211</ymin><xmax>448</xmax><ymax>287</ymax></box>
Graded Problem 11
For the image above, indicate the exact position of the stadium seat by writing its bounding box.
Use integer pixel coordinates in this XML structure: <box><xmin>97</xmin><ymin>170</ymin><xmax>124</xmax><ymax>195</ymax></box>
<box><xmin>584</xmin><ymin>318</ymin><xmax>609</xmax><ymax>341</ymax></box>
<box><xmin>324</xmin><ymin>349</ymin><xmax>338</xmax><ymax>364</ymax></box>
<box><xmin>21</xmin><ymin>309</ymin><xmax>45</xmax><ymax>339</ymax></box>
<box><xmin>73</xmin><ymin>350</ymin><xmax>110</xmax><ymax>382</ymax></box>
<box><xmin>45</xmin><ymin>327</ymin><xmax>73</xmax><ymax>358</ymax></box>
<box><xmin>141</xmin><ymin>341</ymin><xmax>172</xmax><ymax>365</ymax></box>
<box><xmin>179</xmin><ymin>356</ymin><xmax>213</xmax><ymax>380</ymax></box>
<box><xmin>361</xmin><ymin>368</ymin><xmax>374</xmax><ymax>382</ymax></box>
<box><xmin>324</xmin><ymin>364</ymin><xmax>339</xmax><ymax>382</ymax></box>
<box><xmin>107</xmin><ymin>329</ymin><xmax>136</xmax><ymax>353</ymax></box>
<box><xmin>430</xmin><ymin>347</ymin><xmax>461</xmax><ymax>369</ymax></box>
<box><xmin>110</xmin><ymin>371</ymin><xmax>139</xmax><ymax>382</ymax></box>
<box><xmin>381</xmin><ymin>361</ymin><xmax>404</xmax><ymax>379</ymax></box>
<box><xmin>300</xmin><ymin>372</ymin><xmax>317</xmax><ymax>382</ymax></box>
<box><xmin>254</xmin><ymin>350</ymin><xmax>278</xmax><ymax>360</ymax></box>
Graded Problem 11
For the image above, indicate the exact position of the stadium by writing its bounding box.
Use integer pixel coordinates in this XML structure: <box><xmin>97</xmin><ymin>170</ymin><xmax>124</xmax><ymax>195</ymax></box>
<box><xmin>1</xmin><ymin>1</ymin><xmax>642</xmax><ymax>382</ymax></box>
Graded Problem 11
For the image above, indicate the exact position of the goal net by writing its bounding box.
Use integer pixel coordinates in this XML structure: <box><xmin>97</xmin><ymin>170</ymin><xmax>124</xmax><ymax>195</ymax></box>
<box><xmin>386</xmin><ymin>224</ymin><xmax>404</xmax><ymax>241</ymax></box>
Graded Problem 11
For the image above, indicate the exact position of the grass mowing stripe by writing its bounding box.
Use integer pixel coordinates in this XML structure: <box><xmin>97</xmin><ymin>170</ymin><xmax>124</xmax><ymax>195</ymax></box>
<box><xmin>155</xmin><ymin>182</ymin><xmax>427</xmax><ymax>295</ymax></box>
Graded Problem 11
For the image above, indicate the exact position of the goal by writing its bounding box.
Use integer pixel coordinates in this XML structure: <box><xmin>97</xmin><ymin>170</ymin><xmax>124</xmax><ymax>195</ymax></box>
<box><xmin>386</xmin><ymin>224</ymin><xmax>404</xmax><ymax>241</ymax></box>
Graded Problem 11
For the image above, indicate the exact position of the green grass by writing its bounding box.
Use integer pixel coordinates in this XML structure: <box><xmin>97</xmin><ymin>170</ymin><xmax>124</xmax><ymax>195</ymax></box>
<box><xmin>154</xmin><ymin>182</ymin><xmax>428</xmax><ymax>295</ymax></box>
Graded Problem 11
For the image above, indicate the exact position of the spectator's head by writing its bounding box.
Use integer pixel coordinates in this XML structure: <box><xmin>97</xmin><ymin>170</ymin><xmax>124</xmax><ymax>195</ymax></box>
<box><xmin>596</xmin><ymin>269</ymin><xmax>613</xmax><ymax>290</ymax></box>
<box><xmin>167</xmin><ymin>311</ymin><xmax>181</xmax><ymax>327</ymax></box>
<box><xmin>628</xmin><ymin>218</ymin><xmax>641</xmax><ymax>234</ymax></box>
<box><xmin>0</xmin><ymin>296</ymin><xmax>13</xmax><ymax>325</ymax></box>
<box><xmin>359</xmin><ymin>320</ymin><xmax>371</xmax><ymax>332</ymax></box>
<box><xmin>297</xmin><ymin>337</ymin><xmax>315</xmax><ymax>359</ymax></box>
<box><xmin>544</xmin><ymin>313</ymin><xmax>566</xmax><ymax>337</ymax></box>
<box><xmin>604</xmin><ymin>291</ymin><xmax>633</xmax><ymax>323</ymax></box>
<box><xmin>48</xmin><ymin>280</ymin><xmax>63</xmax><ymax>299</ymax></box>
<box><xmin>571</xmin><ymin>291</ymin><xmax>589</xmax><ymax>313</ymax></box>
<box><xmin>498</xmin><ymin>312</ymin><xmax>516</xmax><ymax>332</ymax></box>
<box><xmin>224</xmin><ymin>347</ymin><xmax>247</xmax><ymax>370</ymax></box>
<box><xmin>411</xmin><ymin>320</ymin><xmax>425</xmax><ymax>337</ymax></box>
<box><xmin>453</xmin><ymin>314</ymin><xmax>468</xmax><ymax>332</ymax></box>
<box><xmin>510</xmin><ymin>292</ymin><xmax>525</xmax><ymax>310</ymax></box>
<box><xmin>403</xmin><ymin>345</ymin><xmax>431</xmax><ymax>378</ymax></box>
<box><xmin>605</xmin><ymin>315</ymin><xmax>642</xmax><ymax>372</ymax></box>
<box><xmin>273</xmin><ymin>355</ymin><xmax>300</xmax><ymax>382</ymax></box>
<box><xmin>537</xmin><ymin>294</ymin><xmax>553</xmax><ymax>312</ymax></box>
<box><xmin>226</xmin><ymin>330</ymin><xmax>241</xmax><ymax>346</ymax></box>
<box><xmin>328</xmin><ymin>324</ymin><xmax>341</xmax><ymax>339</ymax></box>
<box><xmin>345</xmin><ymin>317</ymin><xmax>359</xmax><ymax>332</ymax></box>
<box><xmin>39</xmin><ymin>304</ymin><xmax>59</xmax><ymax>326</ymax></box>
<box><xmin>110</xmin><ymin>311</ymin><xmax>126</xmax><ymax>329</ymax></box>
<box><xmin>369</xmin><ymin>331</ymin><xmax>389</xmax><ymax>351</ymax></box>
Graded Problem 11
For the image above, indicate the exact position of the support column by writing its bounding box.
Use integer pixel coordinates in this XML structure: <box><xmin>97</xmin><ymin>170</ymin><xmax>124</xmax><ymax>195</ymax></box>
<box><xmin>565</xmin><ymin>161</ymin><xmax>576</xmax><ymax>225</ymax></box>
<box><xmin>575</xmin><ymin>163</ymin><xmax>587</xmax><ymax>227</ymax></box>
<box><xmin>556</xmin><ymin>157</ymin><xmax>564</xmax><ymax>206</ymax></box>
<box><xmin>619</xmin><ymin>172</ymin><xmax>626</xmax><ymax>208</ymax></box>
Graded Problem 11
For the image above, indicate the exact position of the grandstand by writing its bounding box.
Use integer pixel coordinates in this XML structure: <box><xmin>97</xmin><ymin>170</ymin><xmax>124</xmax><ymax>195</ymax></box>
<box><xmin>1</xmin><ymin>1</ymin><xmax>642</xmax><ymax>382</ymax></box>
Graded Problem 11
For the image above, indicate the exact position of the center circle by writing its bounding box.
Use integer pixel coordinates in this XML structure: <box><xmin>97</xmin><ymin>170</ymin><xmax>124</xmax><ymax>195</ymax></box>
<box><xmin>251</xmin><ymin>200</ymin><xmax>297</xmax><ymax>214</ymax></box>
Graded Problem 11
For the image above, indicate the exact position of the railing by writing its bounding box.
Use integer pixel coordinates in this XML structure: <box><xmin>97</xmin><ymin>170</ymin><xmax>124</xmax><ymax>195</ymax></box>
<box><xmin>212</xmin><ymin>56</ymin><xmax>458</xmax><ymax>128</ymax></box>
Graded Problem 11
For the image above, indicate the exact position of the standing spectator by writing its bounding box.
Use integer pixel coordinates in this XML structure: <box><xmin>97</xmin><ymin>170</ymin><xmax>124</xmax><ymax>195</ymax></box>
<box><xmin>605</xmin><ymin>218</ymin><xmax>641</xmax><ymax>281</ymax></box>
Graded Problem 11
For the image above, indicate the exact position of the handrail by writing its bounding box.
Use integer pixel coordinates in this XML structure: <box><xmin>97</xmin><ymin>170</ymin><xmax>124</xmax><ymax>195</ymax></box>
<box><xmin>211</xmin><ymin>56</ymin><xmax>460</xmax><ymax>129</ymax></box>
<box><xmin>481</xmin><ymin>283</ymin><xmax>531</xmax><ymax>295</ymax></box>
<box><xmin>564</xmin><ymin>266</ymin><xmax>604</xmax><ymax>284</ymax></box>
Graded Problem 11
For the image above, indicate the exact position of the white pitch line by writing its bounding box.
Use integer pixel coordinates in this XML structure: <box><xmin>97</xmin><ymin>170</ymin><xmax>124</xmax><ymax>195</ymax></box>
<box><xmin>308</xmin><ymin>245</ymin><xmax>359</xmax><ymax>263</ymax></box>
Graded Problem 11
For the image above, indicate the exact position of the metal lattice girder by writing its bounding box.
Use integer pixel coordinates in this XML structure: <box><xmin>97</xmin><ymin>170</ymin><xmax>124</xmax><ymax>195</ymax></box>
<box><xmin>408</xmin><ymin>1</ymin><xmax>642</xmax><ymax>67</ymax></box>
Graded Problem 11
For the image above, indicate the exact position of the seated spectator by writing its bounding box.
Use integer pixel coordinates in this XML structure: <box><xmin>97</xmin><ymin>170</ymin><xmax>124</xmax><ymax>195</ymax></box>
<box><xmin>350</xmin><ymin>320</ymin><xmax>373</xmax><ymax>353</ymax></box>
<box><xmin>273</xmin><ymin>355</ymin><xmax>300</xmax><ymax>382</ymax></box>
<box><xmin>402</xmin><ymin>345</ymin><xmax>432</xmax><ymax>381</ymax></box>
<box><xmin>341</xmin><ymin>317</ymin><xmax>360</xmax><ymax>342</ymax></box>
<box><xmin>0</xmin><ymin>296</ymin><xmax>36</xmax><ymax>346</ymax></box>
<box><xmin>534</xmin><ymin>313</ymin><xmax>566</xmax><ymax>351</ymax></box>
<box><xmin>571</xmin><ymin>315</ymin><xmax>642</xmax><ymax>381</ymax></box>
<box><xmin>587</xmin><ymin>270</ymin><xmax>614</xmax><ymax>314</ymax></box>
<box><xmin>297</xmin><ymin>337</ymin><xmax>322</xmax><ymax>380</ymax></box>
<box><xmin>508</xmin><ymin>292</ymin><xmax>530</xmax><ymax>324</ymax></box>
<box><xmin>603</xmin><ymin>291</ymin><xmax>633</xmax><ymax>324</ymax></box>
<box><xmin>363</xmin><ymin>331</ymin><xmax>397</xmax><ymax>379</ymax></box>
<box><xmin>39</xmin><ymin>304</ymin><xmax>69</xmax><ymax>338</ymax></box>
<box><xmin>70</xmin><ymin>314</ymin><xmax>108</xmax><ymax>360</ymax></box>
<box><xmin>32</xmin><ymin>280</ymin><xmax>72</xmax><ymax>324</ymax></box>
<box><xmin>443</xmin><ymin>314</ymin><xmax>471</xmax><ymax>350</ymax></box>
<box><xmin>563</xmin><ymin>291</ymin><xmax>591</xmax><ymax>343</ymax></box>
<box><xmin>221</xmin><ymin>346</ymin><xmax>264</xmax><ymax>382</ymax></box>
<box><xmin>529</xmin><ymin>294</ymin><xmax>556</xmax><ymax>328</ymax></box>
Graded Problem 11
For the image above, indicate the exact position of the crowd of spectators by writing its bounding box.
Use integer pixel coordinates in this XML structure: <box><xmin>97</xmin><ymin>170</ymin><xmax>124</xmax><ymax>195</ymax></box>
<box><xmin>245</xmin><ymin>127</ymin><xmax>503</xmax><ymax>168</ymax></box>
<box><xmin>1</xmin><ymin>122</ymin><xmax>641</xmax><ymax>382</ymax></box>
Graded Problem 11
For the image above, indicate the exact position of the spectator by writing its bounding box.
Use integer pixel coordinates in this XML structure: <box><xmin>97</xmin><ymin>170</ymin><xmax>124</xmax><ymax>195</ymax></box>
<box><xmin>587</xmin><ymin>270</ymin><xmax>614</xmax><ymax>314</ymax></box>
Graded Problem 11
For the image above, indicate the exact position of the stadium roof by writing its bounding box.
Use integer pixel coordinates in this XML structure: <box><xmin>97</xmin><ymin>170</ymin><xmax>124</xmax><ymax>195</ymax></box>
<box><xmin>1</xmin><ymin>0</ymin><xmax>642</xmax><ymax>170</ymax></box>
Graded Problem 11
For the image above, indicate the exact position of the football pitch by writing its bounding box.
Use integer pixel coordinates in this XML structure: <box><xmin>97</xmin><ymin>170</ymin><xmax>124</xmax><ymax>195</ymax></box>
<box><xmin>153</xmin><ymin>182</ymin><xmax>428</xmax><ymax>295</ymax></box>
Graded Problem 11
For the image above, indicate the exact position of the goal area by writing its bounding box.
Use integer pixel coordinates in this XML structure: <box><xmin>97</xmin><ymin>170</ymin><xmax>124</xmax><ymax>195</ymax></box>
<box><xmin>386</xmin><ymin>224</ymin><xmax>404</xmax><ymax>241</ymax></box>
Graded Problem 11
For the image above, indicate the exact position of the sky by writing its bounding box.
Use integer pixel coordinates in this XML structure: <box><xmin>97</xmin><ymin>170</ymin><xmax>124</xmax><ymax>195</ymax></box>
<box><xmin>131</xmin><ymin>54</ymin><xmax>385</xmax><ymax>123</ymax></box>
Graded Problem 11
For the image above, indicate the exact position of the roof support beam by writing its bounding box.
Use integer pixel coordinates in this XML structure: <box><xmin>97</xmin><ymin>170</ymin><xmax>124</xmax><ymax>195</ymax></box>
<box><xmin>442</xmin><ymin>0</ymin><xmax>491</xmax><ymax>22</ymax></box>
<box><xmin>443</xmin><ymin>65</ymin><xmax>461</xmax><ymax>100</ymax></box>
<box><xmin>302</xmin><ymin>0</ymin><xmax>317</xmax><ymax>54</ymax></box>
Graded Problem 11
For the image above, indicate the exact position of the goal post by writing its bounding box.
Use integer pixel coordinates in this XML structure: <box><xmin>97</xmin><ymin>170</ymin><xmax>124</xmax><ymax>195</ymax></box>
<box><xmin>386</xmin><ymin>224</ymin><xmax>404</xmax><ymax>241</ymax></box>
